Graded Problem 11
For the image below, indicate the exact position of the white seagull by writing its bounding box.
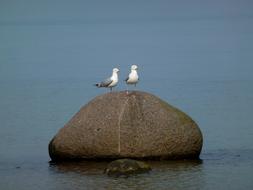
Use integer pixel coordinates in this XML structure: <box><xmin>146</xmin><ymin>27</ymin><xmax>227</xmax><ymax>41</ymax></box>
<box><xmin>125</xmin><ymin>65</ymin><xmax>139</xmax><ymax>93</ymax></box>
<box><xmin>95</xmin><ymin>68</ymin><xmax>119</xmax><ymax>91</ymax></box>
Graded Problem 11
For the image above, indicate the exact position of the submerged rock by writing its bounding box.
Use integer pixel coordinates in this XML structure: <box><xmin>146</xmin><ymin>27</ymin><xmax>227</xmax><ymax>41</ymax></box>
<box><xmin>49</xmin><ymin>91</ymin><xmax>203</xmax><ymax>161</ymax></box>
<box><xmin>104</xmin><ymin>159</ymin><xmax>151</xmax><ymax>176</ymax></box>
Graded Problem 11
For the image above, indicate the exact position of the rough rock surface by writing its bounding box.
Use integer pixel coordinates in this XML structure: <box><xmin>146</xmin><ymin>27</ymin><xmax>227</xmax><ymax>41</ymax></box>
<box><xmin>49</xmin><ymin>91</ymin><xmax>203</xmax><ymax>161</ymax></box>
<box><xmin>104</xmin><ymin>159</ymin><xmax>151</xmax><ymax>176</ymax></box>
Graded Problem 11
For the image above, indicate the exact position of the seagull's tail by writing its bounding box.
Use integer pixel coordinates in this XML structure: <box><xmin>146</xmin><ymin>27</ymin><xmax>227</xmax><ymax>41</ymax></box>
<box><xmin>94</xmin><ymin>83</ymin><xmax>100</xmax><ymax>87</ymax></box>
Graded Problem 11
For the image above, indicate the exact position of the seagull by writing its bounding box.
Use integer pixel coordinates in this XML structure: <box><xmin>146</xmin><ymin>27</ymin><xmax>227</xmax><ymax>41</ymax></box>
<box><xmin>95</xmin><ymin>68</ymin><xmax>120</xmax><ymax>91</ymax></box>
<box><xmin>125</xmin><ymin>65</ymin><xmax>139</xmax><ymax>93</ymax></box>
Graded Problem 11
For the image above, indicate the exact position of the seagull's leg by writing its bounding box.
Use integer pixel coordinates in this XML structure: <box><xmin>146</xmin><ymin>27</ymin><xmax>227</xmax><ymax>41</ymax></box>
<box><xmin>110</xmin><ymin>87</ymin><xmax>112</xmax><ymax>92</ymax></box>
<box><xmin>126</xmin><ymin>84</ymin><xmax>129</xmax><ymax>94</ymax></box>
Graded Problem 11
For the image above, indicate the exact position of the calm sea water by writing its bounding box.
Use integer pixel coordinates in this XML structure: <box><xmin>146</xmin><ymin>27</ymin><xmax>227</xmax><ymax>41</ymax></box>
<box><xmin>1</xmin><ymin>1</ymin><xmax>253</xmax><ymax>189</ymax></box>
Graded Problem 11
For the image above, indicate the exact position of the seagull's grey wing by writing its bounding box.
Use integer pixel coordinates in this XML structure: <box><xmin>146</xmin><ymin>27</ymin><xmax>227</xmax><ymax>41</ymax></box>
<box><xmin>124</xmin><ymin>76</ymin><xmax>129</xmax><ymax>82</ymax></box>
<box><xmin>99</xmin><ymin>77</ymin><xmax>113</xmax><ymax>87</ymax></box>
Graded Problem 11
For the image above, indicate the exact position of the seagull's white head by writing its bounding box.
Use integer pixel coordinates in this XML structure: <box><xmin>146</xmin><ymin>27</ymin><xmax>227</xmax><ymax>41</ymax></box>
<box><xmin>113</xmin><ymin>68</ymin><xmax>120</xmax><ymax>73</ymax></box>
<box><xmin>131</xmin><ymin>65</ymin><xmax>138</xmax><ymax>70</ymax></box>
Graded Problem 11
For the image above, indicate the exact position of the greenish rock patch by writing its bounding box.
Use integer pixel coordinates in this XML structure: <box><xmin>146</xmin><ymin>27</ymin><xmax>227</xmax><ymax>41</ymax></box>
<box><xmin>104</xmin><ymin>159</ymin><xmax>151</xmax><ymax>176</ymax></box>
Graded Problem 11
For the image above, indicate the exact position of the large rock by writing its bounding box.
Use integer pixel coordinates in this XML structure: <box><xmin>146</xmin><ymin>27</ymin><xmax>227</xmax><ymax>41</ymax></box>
<box><xmin>49</xmin><ymin>91</ymin><xmax>203</xmax><ymax>161</ymax></box>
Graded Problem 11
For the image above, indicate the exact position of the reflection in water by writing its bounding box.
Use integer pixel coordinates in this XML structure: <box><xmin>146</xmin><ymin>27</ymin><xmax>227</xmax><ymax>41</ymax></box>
<box><xmin>49</xmin><ymin>161</ymin><xmax>107</xmax><ymax>174</ymax></box>
<box><xmin>46</xmin><ymin>150</ymin><xmax>253</xmax><ymax>190</ymax></box>
<box><xmin>48</xmin><ymin>160</ymin><xmax>204</xmax><ymax>190</ymax></box>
